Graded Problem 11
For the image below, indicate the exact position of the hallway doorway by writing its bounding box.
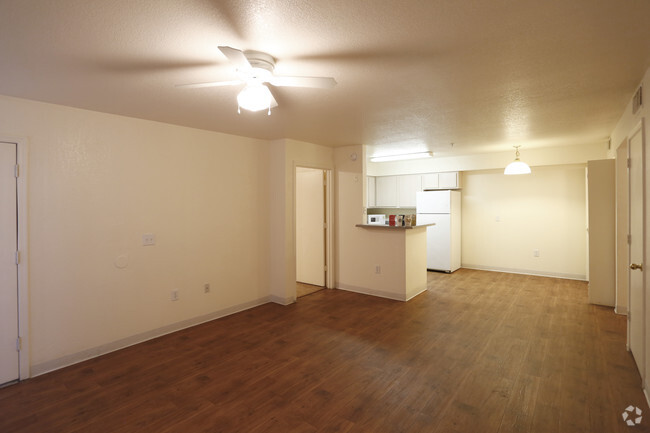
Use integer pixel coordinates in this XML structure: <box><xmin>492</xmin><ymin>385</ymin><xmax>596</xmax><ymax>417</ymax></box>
<box><xmin>295</xmin><ymin>166</ymin><xmax>330</xmax><ymax>298</ymax></box>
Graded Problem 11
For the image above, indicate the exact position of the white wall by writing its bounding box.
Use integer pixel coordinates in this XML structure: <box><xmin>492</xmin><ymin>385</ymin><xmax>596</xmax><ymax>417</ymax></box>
<box><xmin>462</xmin><ymin>164</ymin><xmax>587</xmax><ymax>279</ymax></box>
<box><xmin>0</xmin><ymin>95</ymin><xmax>273</xmax><ymax>374</ymax></box>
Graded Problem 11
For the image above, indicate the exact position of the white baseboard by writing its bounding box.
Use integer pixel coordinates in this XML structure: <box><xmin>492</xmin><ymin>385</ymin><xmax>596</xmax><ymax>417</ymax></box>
<box><xmin>269</xmin><ymin>294</ymin><xmax>295</xmax><ymax>305</ymax></box>
<box><xmin>31</xmin><ymin>296</ymin><xmax>272</xmax><ymax>377</ymax></box>
<box><xmin>461</xmin><ymin>264</ymin><xmax>587</xmax><ymax>281</ymax></box>
<box><xmin>336</xmin><ymin>283</ymin><xmax>427</xmax><ymax>302</ymax></box>
<box><xmin>405</xmin><ymin>285</ymin><xmax>428</xmax><ymax>301</ymax></box>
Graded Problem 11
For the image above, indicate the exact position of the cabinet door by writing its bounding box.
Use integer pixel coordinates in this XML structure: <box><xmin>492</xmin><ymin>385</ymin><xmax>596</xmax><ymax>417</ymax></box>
<box><xmin>367</xmin><ymin>176</ymin><xmax>376</xmax><ymax>207</ymax></box>
<box><xmin>375</xmin><ymin>176</ymin><xmax>398</xmax><ymax>207</ymax></box>
<box><xmin>421</xmin><ymin>173</ymin><xmax>439</xmax><ymax>190</ymax></box>
<box><xmin>397</xmin><ymin>175</ymin><xmax>422</xmax><ymax>207</ymax></box>
<box><xmin>439</xmin><ymin>172</ymin><xmax>459</xmax><ymax>189</ymax></box>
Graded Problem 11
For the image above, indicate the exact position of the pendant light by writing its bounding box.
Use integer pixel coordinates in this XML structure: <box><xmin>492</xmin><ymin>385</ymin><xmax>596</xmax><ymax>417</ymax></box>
<box><xmin>504</xmin><ymin>145</ymin><xmax>531</xmax><ymax>175</ymax></box>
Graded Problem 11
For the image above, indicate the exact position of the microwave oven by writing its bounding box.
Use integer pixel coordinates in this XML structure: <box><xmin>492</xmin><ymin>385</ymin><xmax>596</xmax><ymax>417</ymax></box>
<box><xmin>367</xmin><ymin>214</ymin><xmax>386</xmax><ymax>225</ymax></box>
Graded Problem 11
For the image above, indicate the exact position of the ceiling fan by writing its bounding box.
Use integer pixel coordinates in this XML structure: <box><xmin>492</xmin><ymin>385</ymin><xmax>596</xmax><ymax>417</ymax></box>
<box><xmin>176</xmin><ymin>46</ymin><xmax>337</xmax><ymax>114</ymax></box>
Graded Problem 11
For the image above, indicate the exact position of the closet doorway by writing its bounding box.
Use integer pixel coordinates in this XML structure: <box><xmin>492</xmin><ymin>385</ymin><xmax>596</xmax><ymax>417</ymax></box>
<box><xmin>295</xmin><ymin>167</ymin><xmax>328</xmax><ymax>298</ymax></box>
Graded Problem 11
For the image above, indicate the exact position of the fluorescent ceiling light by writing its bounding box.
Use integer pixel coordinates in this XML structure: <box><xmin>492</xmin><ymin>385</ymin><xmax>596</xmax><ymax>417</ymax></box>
<box><xmin>504</xmin><ymin>146</ymin><xmax>531</xmax><ymax>175</ymax></box>
<box><xmin>370</xmin><ymin>151</ymin><xmax>433</xmax><ymax>162</ymax></box>
<box><xmin>237</xmin><ymin>83</ymin><xmax>272</xmax><ymax>113</ymax></box>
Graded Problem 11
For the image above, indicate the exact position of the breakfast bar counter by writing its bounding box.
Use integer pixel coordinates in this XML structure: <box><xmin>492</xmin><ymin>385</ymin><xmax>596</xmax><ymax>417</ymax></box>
<box><xmin>355</xmin><ymin>223</ymin><xmax>435</xmax><ymax>229</ymax></box>
<box><xmin>335</xmin><ymin>222</ymin><xmax>431</xmax><ymax>302</ymax></box>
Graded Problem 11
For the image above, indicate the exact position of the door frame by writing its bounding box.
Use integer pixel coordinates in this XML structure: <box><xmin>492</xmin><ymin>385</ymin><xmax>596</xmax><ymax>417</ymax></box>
<box><xmin>293</xmin><ymin>164</ymin><xmax>333</xmax><ymax>295</ymax></box>
<box><xmin>1</xmin><ymin>137</ymin><xmax>29</xmax><ymax>381</ymax></box>
<box><xmin>616</xmin><ymin>139</ymin><xmax>629</xmax><ymax>315</ymax></box>
<box><xmin>626</xmin><ymin>120</ymin><xmax>646</xmax><ymax>376</ymax></box>
<box><xmin>295</xmin><ymin>167</ymin><xmax>326</xmax><ymax>287</ymax></box>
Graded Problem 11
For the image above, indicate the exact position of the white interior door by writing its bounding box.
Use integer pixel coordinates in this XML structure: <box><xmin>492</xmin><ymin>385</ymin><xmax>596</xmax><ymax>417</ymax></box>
<box><xmin>0</xmin><ymin>142</ymin><xmax>18</xmax><ymax>385</ymax></box>
<box><xmin>296</xmin><ymin>168</ymin><xmax>325</xmax><ymax>286</ymax></box>
<box><xmin>628</xmin><ymin>122</ymin><xmax>645</xmax><ymax>379</ymax></box>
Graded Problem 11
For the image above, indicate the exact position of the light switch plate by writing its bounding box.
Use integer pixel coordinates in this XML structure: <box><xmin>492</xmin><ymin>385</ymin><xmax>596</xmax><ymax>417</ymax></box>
<box><xmin>142</xmin><ymin>233</ymin><xmax>156</xmax><ymax>246</ymax></box>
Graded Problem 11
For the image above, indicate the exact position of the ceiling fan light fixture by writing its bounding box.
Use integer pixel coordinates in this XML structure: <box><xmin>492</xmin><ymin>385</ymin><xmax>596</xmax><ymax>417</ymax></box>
<box><xmin>504</xmin><ymin>146</ymin><xmax>531</xmax><ymax>175</ymax></box>
<box><xmin>237</xmin><ymin>83</ymin><xmax>273</xmax><ymax>113</ymax></box>
<box><xmin>370</xmin><ymin>151</ymin><xmax>433</xmax><ymax>163</ymax></box>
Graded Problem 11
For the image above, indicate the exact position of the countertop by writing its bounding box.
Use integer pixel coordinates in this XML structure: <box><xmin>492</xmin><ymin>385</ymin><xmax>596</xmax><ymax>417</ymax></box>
<box><xmin>355</xmin><ymin>223</ymin><xmax>435</xmax><ymax>230</ymax></box>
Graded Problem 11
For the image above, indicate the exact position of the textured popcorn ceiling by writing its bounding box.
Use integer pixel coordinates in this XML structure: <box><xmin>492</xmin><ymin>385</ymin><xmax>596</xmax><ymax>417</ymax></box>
<box><xmin>0</xmin><ymin>0</ymin><xmax>649</xmax><ymax>157</ymax></box>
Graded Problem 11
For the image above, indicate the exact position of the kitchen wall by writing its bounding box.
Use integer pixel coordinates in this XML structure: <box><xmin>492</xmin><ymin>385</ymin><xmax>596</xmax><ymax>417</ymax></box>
<box><xmin>0</xmin><ymin>95</ymin><xmax>273</xmax><ymax>375</ymax></box>
<box><xmin>462</xmin><ymin>164</ymin><xmax>587</xmax><ymax>279</ymax></box>
<box><xmin>367</xmin><ymin>142</ymin><xmax>608</xmax><ymax>176</ymax></box>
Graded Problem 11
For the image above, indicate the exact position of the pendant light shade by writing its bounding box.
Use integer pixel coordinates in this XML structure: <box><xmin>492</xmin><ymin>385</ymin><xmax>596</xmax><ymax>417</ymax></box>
<box><xmin>237</xmin><ymin>83</ymin><xmax>273</xmax><ymax>112</ymax></box>
<box><xmin>504</xmin><ymin>146</ymin><xmax>531</xmax><ymax>175</ymax></box>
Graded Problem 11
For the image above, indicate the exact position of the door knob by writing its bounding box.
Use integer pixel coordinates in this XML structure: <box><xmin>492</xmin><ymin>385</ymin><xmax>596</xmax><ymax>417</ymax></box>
<box><xmin>630</xmin><ymin>263</ymin><xmax>644</xmax><ymax>271</ymax></box>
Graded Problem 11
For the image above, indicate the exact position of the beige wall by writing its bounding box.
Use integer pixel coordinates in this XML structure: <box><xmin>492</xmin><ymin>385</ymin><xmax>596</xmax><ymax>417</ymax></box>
<box><xmin>267</xmin><ymin>138</ymin><xmax>334</xmax><ymax>304</ymax></box>
<box><xmin>367</xmin><ymin>142</ymin><xmax>608</xmax><ymax>176</ymax></box>
<box><xmin>587</xmin><ymin>159</ymin><xmax>616</xmax><ymax>306</ymax></box>
<box><xmin>608</xmin><ymin>66</ymin><xmax>650</xmax><ymax>392</ymax></box>
<box><xmin>0</xmin><ymin>95</ymin><xmax>273</xmax><ymax>374</ymax></box>
<box><xmin>609</xmin><ymin>67</ymin><xmax>649</xmax><ymax>315</ymax></box>
<box><xmin>615</xmin><ymin>141</ymin><xmax>629</xmax><ymax>314</ymax></box>
<box><xmin>334</xmin><ymin>146</ymin><xmax>427</xmax><ymax>300</ymax></box>
<box><xmin>462</xmin><ymin>164</ymin><xmax>587</xmax><ymax>279</ymax></box>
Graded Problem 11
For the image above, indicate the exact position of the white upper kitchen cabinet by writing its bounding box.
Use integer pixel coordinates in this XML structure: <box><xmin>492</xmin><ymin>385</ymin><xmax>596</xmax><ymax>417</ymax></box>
<box><xmin>375</xmin><ymin>176</ymin><xmax>398</xmax><ymax>207</ymax></box>
<box><xmin>397</xmin><ymin>175</ymin><xmax>422</xmax><ymax>207</ymax></box>
<box><xmin>421</xmin><ymin>173</ymin><xmax>439</xmax><ymax>190</ymax></box>
<box><xmin>367</xmin><ymin>176</ymin><xmax>376</xmax><ymax>207</ymax></box>
<box><xmin>439</xmin><ymin>172</ymin><xmax>460</xmax><ymax>189</ymax></box>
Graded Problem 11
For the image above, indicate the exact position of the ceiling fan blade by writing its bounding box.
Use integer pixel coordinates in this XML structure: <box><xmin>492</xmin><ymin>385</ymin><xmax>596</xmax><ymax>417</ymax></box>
<box><xmin>218</xmin><ymin>46</ymin><xmax>252</xmax><ymax>71</ymax></box>
<box><xmin>269</xmin><ymin>76</ymin><xmax>337</xmax><ymax>89</ymax></box>
<box><xmin>175</xmin><ymin>80</ymin><xmax>243</xmax><ymax>89</ymax></box>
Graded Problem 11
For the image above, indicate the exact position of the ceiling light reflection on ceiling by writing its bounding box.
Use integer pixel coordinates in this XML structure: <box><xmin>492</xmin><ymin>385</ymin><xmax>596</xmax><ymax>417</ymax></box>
<box><xmin>370</xmin><ymin>151</ymin><xmax>433</xmax><ymax>163</ymax></box>
<box><xmin>237</xmin><ymin>83</ymin><xmax>273</xmax><ymax>115</ymax></box>
<box><xmin>504</xmin><ymin>145</ymin><xmax>531</xmax><ymax>175</ymax></box>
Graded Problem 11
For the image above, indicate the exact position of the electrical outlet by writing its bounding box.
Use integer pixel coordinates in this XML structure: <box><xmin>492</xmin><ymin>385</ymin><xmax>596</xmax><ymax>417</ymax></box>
<box><xmin>533</xmin><ymin>249</ymin><xmax>540</xmax><ymax>257</ymax></box>
<box><xmin>171</xmin><ymin>289</ymin><xmax>179</xmax><ymax>301</ymax></box>
<box><xmin>204</xmin><ymin>283</ymin><xmax>210</xmax><ymax>294</ymax></box>
<box><xmin>142</xmin><ymin>233</ymin><xmax>156</xmax><ymax>246</ymax></box>
<box><xmin>375</xmin><ymin>265</ymin><xmax>381</xmax><ymax>274</ymax></box>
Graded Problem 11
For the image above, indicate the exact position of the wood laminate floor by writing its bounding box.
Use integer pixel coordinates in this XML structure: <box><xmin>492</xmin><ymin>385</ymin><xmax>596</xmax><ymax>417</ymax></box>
<box><xmin>296</xmin><ymin>282</ymin><xmax>325</xmax><ymax>298</ymax></box>
<box><xmin>1</xmin><ymin>269</ymin><xmax>648</xmax><ymax>432</ymax></box>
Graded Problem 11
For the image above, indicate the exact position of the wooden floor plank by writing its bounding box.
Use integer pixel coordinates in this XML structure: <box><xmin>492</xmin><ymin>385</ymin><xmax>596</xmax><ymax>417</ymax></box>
<box><xmin>0</xmin><ymin>269</ymin><xmax>648</xmax><ymax>432</ymax></box>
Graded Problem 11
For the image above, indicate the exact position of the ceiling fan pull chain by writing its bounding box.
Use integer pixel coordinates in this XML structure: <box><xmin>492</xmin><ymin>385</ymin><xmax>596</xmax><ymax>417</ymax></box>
<box><xmin>238</xmin><ymin>105</ymin><xmax>241</xmax><ymax>114</ymax></box>
<box><xmin>268</xmin><ymin>104</ymin><xmax>271</xmax><ymax>116</ymax></box>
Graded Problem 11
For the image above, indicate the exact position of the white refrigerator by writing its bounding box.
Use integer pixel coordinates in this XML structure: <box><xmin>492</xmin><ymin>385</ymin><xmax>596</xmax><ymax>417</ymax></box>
<box><xmin>416</xmin><ymin>190</ymin><xmax>461</xmax><ymax>272</ymax></box>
